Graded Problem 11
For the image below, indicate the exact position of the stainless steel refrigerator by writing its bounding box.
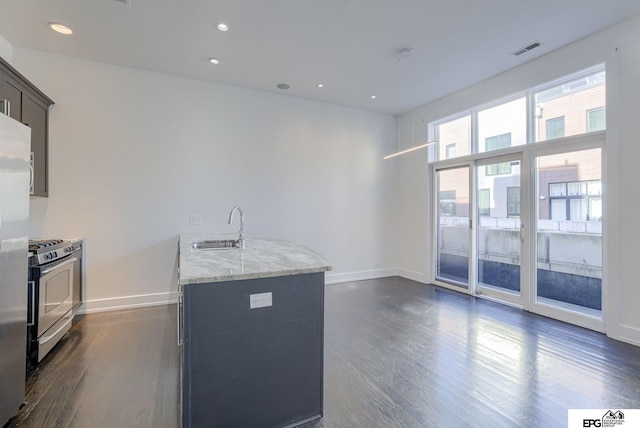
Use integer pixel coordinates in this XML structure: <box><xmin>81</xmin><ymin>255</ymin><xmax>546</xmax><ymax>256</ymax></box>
<box><xmin>0</xmin><ymin>112</ymin><xmax>30</xmax><ymax>425</ymax></box>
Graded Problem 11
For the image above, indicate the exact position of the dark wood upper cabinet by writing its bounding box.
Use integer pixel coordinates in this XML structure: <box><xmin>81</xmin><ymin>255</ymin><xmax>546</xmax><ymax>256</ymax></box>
<box><xmin>0</xmin><ymin>56</ymin><xmax>54</xmax><ymax>197</ymax></box>
<box><xmin>3</xmin><ymin>78</ymin><xmax>22</xmax><ymax>122</ymax></box>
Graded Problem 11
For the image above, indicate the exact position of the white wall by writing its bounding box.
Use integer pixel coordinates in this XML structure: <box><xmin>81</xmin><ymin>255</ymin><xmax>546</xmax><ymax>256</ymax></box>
<box><xmin>396</xmin><ymin>14</ymin><xmax>640</xmax><ymax>346</ymax></box>
<box><xmin>0</xmin><ymin>34</ymin><xmax>12</xmax><ymax>63</ymax></box>
<box><xmin>12</xmin><ymin>49</ymin><xmax>398</xmax><ymax>312</ymax></box>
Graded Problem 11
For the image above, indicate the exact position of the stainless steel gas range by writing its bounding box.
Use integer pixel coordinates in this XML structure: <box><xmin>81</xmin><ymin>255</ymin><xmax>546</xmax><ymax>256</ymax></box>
<box><xmin>27</xmin><ymin>239</ymin><xmax>80</xmax><ymax>370</ymax></box>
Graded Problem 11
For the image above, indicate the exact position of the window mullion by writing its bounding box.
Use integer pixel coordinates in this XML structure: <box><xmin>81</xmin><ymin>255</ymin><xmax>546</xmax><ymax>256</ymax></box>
<box><xmin>527</xmin><ymin>89</ymin><xmax>535</xmax><ymax>144</ymax></box>
<box><xmin>471</xmin><ymin>108</ymin><xmax>479</xmax><ymax>155</ymax></box>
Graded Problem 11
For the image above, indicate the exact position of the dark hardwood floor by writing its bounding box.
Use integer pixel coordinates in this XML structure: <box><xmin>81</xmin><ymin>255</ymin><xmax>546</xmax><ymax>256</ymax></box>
<box><xmin>7</xmin><ymin>277</ymin><xmax>640</xmax><ymax>427</ymax></box>
<box><xmin>7</xmin><ymin>305</ymin><xmax>180</xmax><ymax>428</ymax></box>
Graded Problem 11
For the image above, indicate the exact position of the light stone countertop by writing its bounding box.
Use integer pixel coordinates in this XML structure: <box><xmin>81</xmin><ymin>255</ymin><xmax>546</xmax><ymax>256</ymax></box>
<box><xmin>178</xmin><ymin>233</ymin><xmax>332</xmax><ymax>286</ymax></box>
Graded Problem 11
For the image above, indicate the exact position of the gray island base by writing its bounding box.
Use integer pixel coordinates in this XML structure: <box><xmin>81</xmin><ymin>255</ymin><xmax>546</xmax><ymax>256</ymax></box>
<box><xmin>178</xmin><ymin>234</ymin><xmax>331</xmax><ymax>428</ymax></box>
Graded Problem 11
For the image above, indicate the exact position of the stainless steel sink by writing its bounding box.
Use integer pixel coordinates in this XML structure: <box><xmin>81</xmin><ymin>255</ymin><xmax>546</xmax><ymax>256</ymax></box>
<box><xmin>191</xmin><ymin>239</ymin><xmax>240</xmax><ymax>250</ymax></box>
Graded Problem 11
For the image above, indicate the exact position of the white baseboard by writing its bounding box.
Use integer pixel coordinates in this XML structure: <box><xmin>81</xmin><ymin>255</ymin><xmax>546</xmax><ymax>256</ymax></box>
<box><xmin>325</xmin><ymin>268</ymin><xmax>398</xmax><ymax>285</ymax></box>
<box><xmin>79</xmin><ymin>291</ymin><xmax>178</xmax><ymax>314</ymax></box>
<box><xmin>78</xmin><ymin>269</ymin><xmax>399</xmax><ymax>314</ymax></box>
<box><xmin>617</xmin><ymin>324</ymin><xmax>640</xmax><ymax>347</ymax></box>
<box><xmin>397</xmin><ymin>268</ymin><xmax>427</xmax><ymax>284</ymax></box>
<box><xmin>78</xmin><ymin>268</ymin><xmax>422</xmax><ymax>313</ymax></box>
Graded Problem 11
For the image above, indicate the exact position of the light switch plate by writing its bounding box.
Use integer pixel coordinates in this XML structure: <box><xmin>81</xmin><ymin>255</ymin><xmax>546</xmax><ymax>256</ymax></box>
<box><xmin>250</xmin><ymin>292</ymin><xmax>272</xmax><ymax>309</ymax></box>
<box><xmin>189</xmin><ymin>215</ymin><xmax>201</xmax><ymax>225</ymax></box>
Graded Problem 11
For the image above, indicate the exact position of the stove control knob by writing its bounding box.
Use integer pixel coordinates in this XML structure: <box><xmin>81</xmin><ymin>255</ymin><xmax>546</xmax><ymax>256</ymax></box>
<box><xmin>52</xmin><ymin>251</ymin><xmax>57</xmax><ymax>258</ymax></box>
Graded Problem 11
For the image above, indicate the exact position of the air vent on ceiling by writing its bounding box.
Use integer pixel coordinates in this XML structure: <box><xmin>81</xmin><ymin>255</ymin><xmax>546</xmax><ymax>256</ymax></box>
<box><xmin>513</xmin><ymin>41</ymin><xmax>542</xmax><ymax>56</ymax></box>
<box><xmin>110</xmin><ymin>0</ymin><xmax>132</xmax><ymax>5</ymax></box>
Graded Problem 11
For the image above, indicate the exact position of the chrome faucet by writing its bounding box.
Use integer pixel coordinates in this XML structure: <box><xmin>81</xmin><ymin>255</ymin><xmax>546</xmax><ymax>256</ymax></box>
<box><xmin>228</xmin><ymin>206</ymin><xmax>245</xmax><ymax>248</ymax></box>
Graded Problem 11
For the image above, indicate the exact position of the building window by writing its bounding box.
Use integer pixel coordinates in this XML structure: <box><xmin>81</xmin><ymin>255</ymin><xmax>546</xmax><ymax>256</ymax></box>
<box><xmin>485</xmin><ymin>132</ymin><xmax>511</xmax><ymax>152</ymax></box>
<box><xmin>507</xmin><ymin>186</ymin><xmax>520</xmax><ymax>218</ymax></box>
<box><xmin>445</xmin><ymin>144</ymin><xmax>456</xmax><ymax>159</ymax></box>
<box><xmin>439</xmin><ymin>190</ymin><xmax>456</xmax><ymax>216</ymax></box>
<box><xmin>587</xmin><ymin>107</ymin><xmax>606</xmax><ymax>132</ymax></box>
<box><xmin>478</xmin><ymin>189</ymin><xmax>490</xmax><ymax>216</ymax></box>
<box><xmin>546</xmin><ymin>117</ymin><xmax>565</xmax><ymax>140</ymax></box>
<box><xmin>549</xmin><ymin>180</ymin><xmax>602</xmax><ymax>221</ymax></box>
<box><xmin>485</xmin><ymin>133</ymin><xmax>512</xmax><ymax>176</ymax></box>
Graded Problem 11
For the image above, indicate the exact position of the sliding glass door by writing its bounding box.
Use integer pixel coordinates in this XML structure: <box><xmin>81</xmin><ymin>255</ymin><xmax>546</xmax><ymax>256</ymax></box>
<box><xmin>432</xmin><ymin>145</ymin><xmax>603</xmax><ymax>329</ymax></box>
<box><xmin>533</xmin><ymin>148</ymin><xmax>602</xmax><ymax>320</ymax></box>
<box><xmin>475</xmin><ymin>154</ymin><xmax>524</xmax><ymax>306</ymax></box>
<box><xmin>435</xmin><ymin>166</ymin><xmax>470</xmax><ymax>288</ymax></box>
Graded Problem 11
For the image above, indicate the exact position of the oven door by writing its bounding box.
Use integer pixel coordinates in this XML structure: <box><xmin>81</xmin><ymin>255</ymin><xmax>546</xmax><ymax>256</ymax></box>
<box><xmin>35</xmin><ymin>256</ymin><xmax>76</xmax><ymax>338</ymax></box>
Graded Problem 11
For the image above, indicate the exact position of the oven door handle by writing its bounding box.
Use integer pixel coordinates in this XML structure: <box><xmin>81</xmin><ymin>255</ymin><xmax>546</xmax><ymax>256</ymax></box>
<box><xmin>40</xmin><ymin>312</ymin><xmax>73</xmax><ymax>345</ymax></box>
<box><xmin>41</xmin><ymin>257</ymin><xmax>78</xmax><ymax>275</ymax></box>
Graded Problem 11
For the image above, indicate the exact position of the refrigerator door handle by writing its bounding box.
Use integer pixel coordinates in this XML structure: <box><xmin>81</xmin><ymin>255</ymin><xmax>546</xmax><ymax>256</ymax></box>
<box><xmin>177</xmin><ymin>291</ymin><xmax>183</xmax><ymax>346</ymax></box>
<box><xmin>28</xmin><ymin>281</ymin><xmax>35</xmax><ymax>325</ymax></box>
<box><xmin>29</xmin><ymin>152</ymin><xmax>34</xmax><ymax>196</ymax></box>
<box><xmin>0</xmin><ymin>205</ymin><xmax>2</xmax><ymax>251</ymax></box>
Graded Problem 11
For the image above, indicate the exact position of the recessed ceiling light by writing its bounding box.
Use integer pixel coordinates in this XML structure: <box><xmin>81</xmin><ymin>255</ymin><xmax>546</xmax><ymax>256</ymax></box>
<box><xmin>316</xmin><ymin>83</ymin><xmax>324</xmax><ymax>88</ymax></box>
<box><xmin>209</xmin><ymin>58</ymin><xmax>221</xmax><ymax>65</ymax></box>
<box><xmin>217</xmin><ymin>23</ymin><xmax>229</xmax><ymax>32</ymax></box>
<box><xmin>370</xmin><ymin>95</ymin><xmax>377</xmax><ymax>99</ymax></box>
<box><xmin>49</xmin><ymin>22</ymin><xmax>73</xmax><ymax>35</ymax></box>
<box><xmin>277</xmin><ymin>83</ymin><xmax>291</xmax><ymax>90</ymax></box>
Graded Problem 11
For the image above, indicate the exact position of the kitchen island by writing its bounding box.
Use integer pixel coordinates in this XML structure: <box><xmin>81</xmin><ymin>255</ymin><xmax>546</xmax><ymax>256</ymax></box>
<box><xmin>178</xmin><ymin>234</ymin><xmax>331</xmax><ymax>428</ymax></box>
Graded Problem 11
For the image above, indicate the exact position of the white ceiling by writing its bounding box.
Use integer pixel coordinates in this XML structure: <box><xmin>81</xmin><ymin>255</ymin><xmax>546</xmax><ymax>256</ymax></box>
<box><xmin>1</xmin><ymin>0</ymin><xmax>640</xmax><ymax>115</ymax></box>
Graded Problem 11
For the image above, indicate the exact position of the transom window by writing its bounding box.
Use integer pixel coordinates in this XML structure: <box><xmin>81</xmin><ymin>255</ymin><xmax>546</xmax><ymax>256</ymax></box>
<box><xmin>428</xmin><ymin>64</ymin><xmax>605</xmax><ymax>162</ymax></box>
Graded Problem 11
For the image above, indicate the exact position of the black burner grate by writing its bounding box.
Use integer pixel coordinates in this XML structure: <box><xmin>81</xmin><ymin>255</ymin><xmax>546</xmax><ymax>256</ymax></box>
<box><xmin>29</xmin><ymin>239</ymin><xmax>64</xmax><ymax>252</ymax></box>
